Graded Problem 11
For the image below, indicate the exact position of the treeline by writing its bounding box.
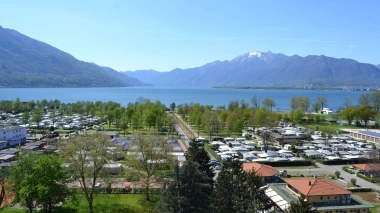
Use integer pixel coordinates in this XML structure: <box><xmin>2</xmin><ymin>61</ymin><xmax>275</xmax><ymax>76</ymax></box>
<box><xmin>156</xmin><ymin>140</ymin><xmax>273</xmax><ymax>213</ymax></box>
<box><xmin>0</xmin><ymin>97</ymin><xmax>174</xmax><ymax>134</ymax></box>
<box><xmin>1</xmin><ymin>91</ymin><xmax>379</xmax><ymax>135</ymax></box>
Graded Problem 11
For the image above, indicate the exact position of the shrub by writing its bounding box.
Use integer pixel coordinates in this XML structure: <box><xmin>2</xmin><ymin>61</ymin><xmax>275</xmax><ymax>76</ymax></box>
<box><xmin>350</xmin><ymin>178</ymin><xmax>357</xmax><ymax>185</ymax></box>
<box><xmin>335</xmin><ymin>171</ymin><xmax>341</xmax><ymax>177</ymax></box>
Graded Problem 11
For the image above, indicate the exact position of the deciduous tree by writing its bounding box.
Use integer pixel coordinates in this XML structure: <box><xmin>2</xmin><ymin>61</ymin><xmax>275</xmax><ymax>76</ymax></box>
<box><xmin>60</xmin><ymin>133</ymin><xmax>113</xmax><ymax>213</ymax></box>
<box><xmin>126</xmin><ymin>133</ymin><xmax>172</xmax><ymax>201</ymax></box>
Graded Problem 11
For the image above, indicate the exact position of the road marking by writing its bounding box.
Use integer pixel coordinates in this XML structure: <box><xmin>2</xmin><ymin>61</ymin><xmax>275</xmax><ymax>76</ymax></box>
<box><xmin>338</xmin><ymin>179</ymin><xmax>347</xmax><ymax>184</ymax></box>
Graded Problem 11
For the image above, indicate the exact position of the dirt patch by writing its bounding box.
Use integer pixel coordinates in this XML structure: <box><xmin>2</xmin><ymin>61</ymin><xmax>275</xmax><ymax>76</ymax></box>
<box><xmin>0</xmin><ymin>190</ymin><xmax>15</xmax><ymax>208</ymax></box>
<box><xmin>355</xmin><ymin>192</ymin><xmax>380</xmax><ymax>204</ymax></box>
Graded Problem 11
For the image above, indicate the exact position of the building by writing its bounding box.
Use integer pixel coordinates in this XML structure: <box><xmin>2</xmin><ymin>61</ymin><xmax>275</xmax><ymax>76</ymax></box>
<box><xmin>352</xmin><ymin>163</ymin><xmax>380</xmax><ymax>178</ymax></box>
<box><xmin>345</xmin><ymin>129</ymin><xmax>380</xmax><ymax>144</ymax></box>
<box><xmin>242</xmin><ymin>162</ymin><xmax>279</xmax><ymax>183</ymax></box>
<box><xmin>0</xmin><ymin>124</ymin><xmax>27</xmax><ymax>148</ymax></box>
<box><xmin>265</xmin><ymin>177</ymin><xmax>373</xmax><ymax>213</ymax></box>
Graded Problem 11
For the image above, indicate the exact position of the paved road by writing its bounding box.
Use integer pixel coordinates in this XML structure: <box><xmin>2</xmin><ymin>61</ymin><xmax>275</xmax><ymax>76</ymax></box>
<box><xmin>316</xmin><ymin>162</ymin><xmax>380</xmax><ymax>191</ymax></box>
<box><xmin>285</xmin><ymin>163</ymin><xmax>380</xmax><ymax>191</ymax></box>
<box><xmin>174</xmin><ymin>123</ymin><xmax>190</xmax><ymax>148</ymax></box>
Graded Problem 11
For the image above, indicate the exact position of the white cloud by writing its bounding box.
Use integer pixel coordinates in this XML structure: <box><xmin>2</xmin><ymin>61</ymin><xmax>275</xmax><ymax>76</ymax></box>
<box><xmin>349</xmin><ymin>44</ymin><xmax>355</xmax><ymax>48</ymax></box>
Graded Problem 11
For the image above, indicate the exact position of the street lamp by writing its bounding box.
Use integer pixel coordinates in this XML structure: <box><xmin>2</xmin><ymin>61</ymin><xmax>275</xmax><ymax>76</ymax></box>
<box><xmin>309</xmin><ymin>167</ymin><xmax>311</xmax><ymax>176</ymax></box>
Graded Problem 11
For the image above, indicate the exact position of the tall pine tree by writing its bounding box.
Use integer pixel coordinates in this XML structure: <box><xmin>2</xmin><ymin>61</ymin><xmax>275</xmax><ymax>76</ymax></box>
<box><xmin>212</xmin><ymin>159</ymin><xmax>270</xmax><ymax>213</ymax></box>
<box><xmin>185</xmin><ymin>139</ymin><xmax>215</xmax><ymax>196</ymax></box>
<box><xmin>156</xmin><ymin>161</ymin><xmax>211</xmax><ymax>213</ymax></box>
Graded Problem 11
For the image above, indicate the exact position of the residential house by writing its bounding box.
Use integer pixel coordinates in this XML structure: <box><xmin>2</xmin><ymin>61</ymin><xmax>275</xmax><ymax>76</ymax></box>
<box><xmin>352</xmin><ymin>163</ymin><xmax>380</xmax><ymax>178</ymax></box>
<box><xmin>265</xmin><ymin>177</ymin><xmax>373</xmax><ymax>213</ymax></box>
<box><xmin>242</xmin><ymin>162</ymin><xmax>279</xmax><ymax>183</ymax></box>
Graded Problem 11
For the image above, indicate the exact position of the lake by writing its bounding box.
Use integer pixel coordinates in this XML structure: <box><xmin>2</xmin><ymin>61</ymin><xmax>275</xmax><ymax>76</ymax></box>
<box><xmin>0</xmin><ymin>87</ymin><xmax>370</xmax><ymax>111</ymax></box>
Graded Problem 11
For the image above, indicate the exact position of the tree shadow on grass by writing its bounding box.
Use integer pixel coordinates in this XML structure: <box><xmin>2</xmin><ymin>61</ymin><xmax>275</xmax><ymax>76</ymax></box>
<box><xmin>95</xmin><ymin>203</ymin><xmax>140</xmax><ymax>213</ymax></box>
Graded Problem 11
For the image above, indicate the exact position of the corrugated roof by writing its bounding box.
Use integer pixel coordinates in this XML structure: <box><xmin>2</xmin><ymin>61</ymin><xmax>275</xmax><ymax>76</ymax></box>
<box><xmin>285</xmin><ymin>178</ymin><xmax>352</xmax><ymax>196</ymax></box>
<box><xmin>242</xmin><ymin>162</ymin><xmax>278</xmax><ymax>177</ymax></box>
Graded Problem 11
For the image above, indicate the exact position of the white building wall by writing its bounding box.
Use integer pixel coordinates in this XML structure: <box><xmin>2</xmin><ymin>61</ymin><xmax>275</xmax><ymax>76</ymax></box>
<box><xmin>0</xmin><ymin>125</ymin><xmax>27</xmax><ymax>147</ymax></box>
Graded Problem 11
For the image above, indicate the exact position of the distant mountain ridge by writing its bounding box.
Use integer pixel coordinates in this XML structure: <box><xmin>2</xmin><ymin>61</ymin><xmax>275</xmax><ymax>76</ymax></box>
<box><xmin>121</xmin><ymin>70</ymin><xmax>164</xmax><ymax>84</ymax></box>
<box><xmin>124</xmin><ymin>51</ymin><xmax>380</xmax><ymax>88</ymax></box>
<box><xmin>0</xmin><ymin>26</ymin><xmax>146</xmax><ymax>88</ymax></box>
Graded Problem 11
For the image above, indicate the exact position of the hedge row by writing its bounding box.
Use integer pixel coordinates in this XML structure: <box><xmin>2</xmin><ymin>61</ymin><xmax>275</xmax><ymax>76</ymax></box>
<box><xmin>259</xmin><ymin>160</ymin><xmax>312</xmax><ymax>167</ymax></box>
<box><xmin>342</xmin><ymin>167</ymin><xmax>355</xmax><ymax>174</ymax></box>
<box><xmin>356</xmin><ymin>173</ymin><xmax>380</xmax><ymax>183</ymax></box>
<box><xmin>204</xmin><ymin>143</ymin><xmax>222</xmax><ymax>162</ymax></box>
<box><xmin>347</xmin><ymin>187</ymin><xmax>373</xmax><ymax>192</ymax></box>
<box><xmin>98</xmin><ymin>187</ymin><xmax>162</xmax><ymax>194</ymax></box>
<box><xmin>316</xmin><ymin>159</ymin><xmax>369</xmax><ymax>165</ymax></box>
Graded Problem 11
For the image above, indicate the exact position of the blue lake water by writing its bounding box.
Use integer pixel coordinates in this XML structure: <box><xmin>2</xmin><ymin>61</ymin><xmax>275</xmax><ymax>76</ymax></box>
<box><xmin>0</xmin><ymin>87</ymin><xmax>370</xmax><ymax>111</ymax></box>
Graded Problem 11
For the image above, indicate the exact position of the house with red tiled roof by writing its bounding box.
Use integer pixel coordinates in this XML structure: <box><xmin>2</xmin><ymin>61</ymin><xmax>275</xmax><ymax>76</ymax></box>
<box><xmin>242</xmin><ymin>162</ymin><xmax>279</xmax><ymax>183</ymax></box>
<box><xmin>352</xmin><ymin>163</ymin><xmax>380</xmax><ymax>178</ymax></box>
<box><xmin>264</xmin><ymin>177</ymin><xmax>373</xmax><ymax>213</ymax></box>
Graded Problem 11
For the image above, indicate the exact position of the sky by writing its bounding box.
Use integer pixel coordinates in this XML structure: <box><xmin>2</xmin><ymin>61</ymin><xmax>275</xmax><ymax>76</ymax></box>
<box><xmin>1</xmin><ymin>0</ymin><xmax>379</xmax><ymax>71</ymax></box>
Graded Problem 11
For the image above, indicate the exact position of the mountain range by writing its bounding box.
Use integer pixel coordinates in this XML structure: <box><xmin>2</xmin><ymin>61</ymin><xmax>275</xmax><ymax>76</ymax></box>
<box><xmin>0</xmin><ymin>26</ymin><xmax>147</xmax><ymax>88</ymax></box>
<box><xmin>0</xmin><ymin>25</ymin><xmax>379</xmax><ymax>88</ymax></box>
<box><xmin>123</xmin><ymin>52</ymin><xmax>380</xmax><ymax>88</ymax></box>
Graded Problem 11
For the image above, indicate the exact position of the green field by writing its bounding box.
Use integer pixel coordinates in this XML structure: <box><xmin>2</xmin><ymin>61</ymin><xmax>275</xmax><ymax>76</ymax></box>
<box><xmin>1</xmin><ymin>194</ymin><xmax>158</xmax><ymax>213</ymax></box>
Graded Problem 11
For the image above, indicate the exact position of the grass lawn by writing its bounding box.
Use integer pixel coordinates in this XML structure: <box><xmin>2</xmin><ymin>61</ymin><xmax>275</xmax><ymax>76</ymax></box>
<box><xmin>1</xmin><ymin>194</ymin><xmax>158</xmax><ymax>213</ymax></box>
<box><xmin>302</xmin><ymin>123</ymin><xmax>359</xmax><ymax>133</ymax></box>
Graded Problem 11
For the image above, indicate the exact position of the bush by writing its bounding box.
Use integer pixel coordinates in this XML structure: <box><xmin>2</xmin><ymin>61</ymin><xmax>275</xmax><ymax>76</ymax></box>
<box><xmin>342</xmin><ymin>166</ymin><xmax>355</xmax><ymax>174</ymax></box>
<box><xmin>347</xmin><ymin>187</ymin><xmax>373</xmax><ymax>192</ymax></box>
<box><xmin>335</xmin><ymin>171</ymin><xmax>341</xmax><ymax>177</ymax></box>
<box><xmin>204</xmin><ymin>143</ymin><xmax>221</xmax><ymax>162</ymax></box>
<box><xmin>350</xmin><ymin>178</ymin><xmax>357</xmax><ymax>185</ymax></box>
<box><xmin>259</xmin><ymin>160</ymin><xmax>312</xmax><ymax>167</ymax></box>
<box><xmin>317</xmin><ymin>158</ymin><xmax>369</xmax><ymax>165</ymax></box>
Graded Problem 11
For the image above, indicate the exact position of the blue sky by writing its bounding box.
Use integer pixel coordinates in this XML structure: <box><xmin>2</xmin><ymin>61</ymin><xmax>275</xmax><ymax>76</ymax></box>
<box><xmin>1</xmin><ymin>0</ymin><xmax>379</xmax><ymax>71</ymax></box>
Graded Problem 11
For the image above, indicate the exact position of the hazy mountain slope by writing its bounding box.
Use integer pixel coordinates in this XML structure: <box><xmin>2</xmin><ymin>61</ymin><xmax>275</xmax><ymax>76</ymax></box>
<box><xmin>98</xmin><ymin>66</ymin><xmax>150</xmax><ymax>86</ymax></box>
<box><xmin>121</xmin><ymin>70</ymin><xmax>164</xmax><ymax>83</ymax></box>
<box><xmin>141</xmin><ymin>52</ymin><xmax>380</xmax><ymax>87</ymax></box>
<box><xmin>0</xmin><ymin>26</ymin><xmax>133</xmax><ymax>88</ymax></box>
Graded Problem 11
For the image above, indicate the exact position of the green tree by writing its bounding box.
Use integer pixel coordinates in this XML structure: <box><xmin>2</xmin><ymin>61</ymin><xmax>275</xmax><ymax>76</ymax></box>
<box><xmin>33</xmin><ymin>155</ymin><xmax>70</xmax><ymax>213</ymax></box>
<box><xmin>60</xmin><ymin>133</ymin><xmax>113</xmax><ymax>213</ymax></box>
<box><xmin>262</xmin><ymin>98</ymin><xmax>276</xmax><ymax>111</ymax></box>
<box><xmin>21</xmin><ymin>111</ymin><xmax>30</xmax><ymax>127</ymax></box>
<box><xmin>32</xmin><ymin>108</ymin><xmax>43</xmax><ymax>131</ymax></box>
<box><xmin>9</xmin><ymin>154</ymin><xmax>68</xmax><ymax>213</ymax></box>
<box><xmin>9</xmin><ymin>154</ymin><xmax>40</xmax><ymax>213</ymax></box>
<box><xmin>170</xmin><ymin>102</ymin><xmax>176</xmax><ymax>111</ymax></box>
<box><xmin>315</xmin><ymin>96</ymin><xmax>328</xmax><ymax>113</ymax></box>
<box><xmin>211</xmin><ymin>160</ymin><xmax>247</xmax><ymax>213</ymax></box>
<box><xmin>340</xmin><ymin>107</ymin><xmax>356</xmax><ymax>126</ymax></box>
<box><xmin>156</xmin><ymin>161</ymin><xmax>211</xmax><ymax>213</ymax></box>
<box><xmin>356</xmin><ymin>105</ymin><xmax>376</xmax><ymax>127</ymax></box>
<box><xmin>244</xmin><ymin>170</ymin><xmax>270</xmax><ymax>212</ymax></box>
<box><xmin>185</xmin><ymin>140</ymin><xmax>215</xmax><ymax>198</ymax></box>
<box><xmin>292</xmin><ymin>108</ymin><xmax>304</xmax><ymax>124</ymax></box>
<box><xmin>286</xmin><ymin>196</ymin><xmax>318</xmax><ymax>213</ymax></box>
<box><xmin>126</xmin><ymin>133</ymin><xmax>172</xmax><ymax>201</ymax></box>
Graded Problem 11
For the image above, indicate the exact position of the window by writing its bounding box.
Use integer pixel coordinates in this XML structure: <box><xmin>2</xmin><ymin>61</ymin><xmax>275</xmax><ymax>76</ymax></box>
<box><xmin>328</xmin><ymin>196</ymin><xmax>330</xmax><ymax>199</ymax></box>
<box><xmin>320</xmin><ymin>196</ymin><xmax>323</xmax><ymax>200</ymax></box>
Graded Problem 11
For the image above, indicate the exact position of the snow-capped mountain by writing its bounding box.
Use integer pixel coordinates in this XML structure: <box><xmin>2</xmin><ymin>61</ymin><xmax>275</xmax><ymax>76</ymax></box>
<box><xmin>124</xmin><ymin>52</ymin><xmax>380</xmax><ymax>88</ymax></box>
